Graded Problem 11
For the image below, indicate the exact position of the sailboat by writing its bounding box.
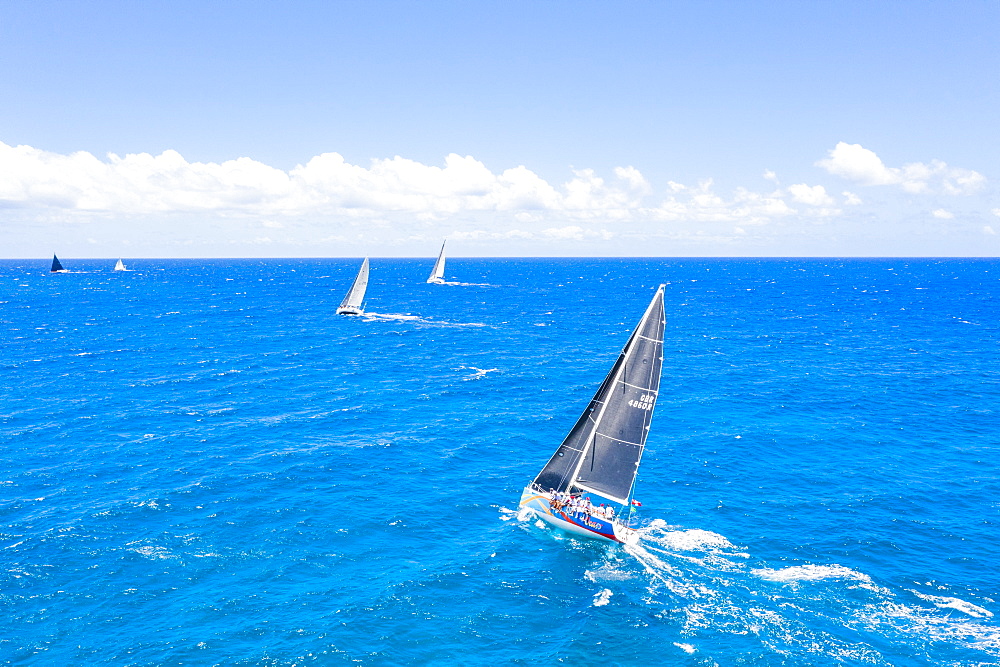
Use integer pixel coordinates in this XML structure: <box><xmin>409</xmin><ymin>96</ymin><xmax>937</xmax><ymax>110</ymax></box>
<box><xmin>426</xmin><ymin>240</ymin><xmax>446</xmax><ymax>284</ymax></box>
<box><xmin>519</xmin><ymin>285</ymin><xmax>666</xmax><ymax>544</ymax></box>
<box><xmin>113</xmin><ymin>258</ymin><xmax>126</xmax><ymax>271</ymax></box>
<box><xmin>50</xmin><ymin>254</ymin><xmax>67</xmax><ymax>273</ymax></box>
<box><xmin>336</xmin><ymin>257</ymin><xmax>370</xmax><ymax>315</ymax></box>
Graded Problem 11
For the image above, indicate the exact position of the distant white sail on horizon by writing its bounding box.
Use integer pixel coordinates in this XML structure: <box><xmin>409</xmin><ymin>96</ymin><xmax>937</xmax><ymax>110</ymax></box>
<box><xmin>426</xmin><ymin>241</ymin><xmax>446</xmax><ymax>284</ymax></box>
<box><xmin>114</xmin><ymin>258</ymin><xmax>126</xmax><ymax>271</ymax></box>
<box><xmin>337</xmin><ymin>258</ymin><xmax>370</xmax><ymax>315</ymax></box>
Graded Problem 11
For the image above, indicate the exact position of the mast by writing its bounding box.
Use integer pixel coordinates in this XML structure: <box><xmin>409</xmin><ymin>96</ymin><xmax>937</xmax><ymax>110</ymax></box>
<box><xmin>532</xmin><ymin>285</ymin><xmax>665</xmax><ymax>505</ymax></box>
<box><xmin>427</xmin><ymin>241</ymin><xmax>446</xmax><ymax>283</ymax></box>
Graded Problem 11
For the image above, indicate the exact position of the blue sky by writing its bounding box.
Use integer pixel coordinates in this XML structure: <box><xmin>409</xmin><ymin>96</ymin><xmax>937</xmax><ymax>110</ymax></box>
<box><xmin>1</xmin><ymin>0</ymin><xmax>998</xmax><ymax>257</ymax></box>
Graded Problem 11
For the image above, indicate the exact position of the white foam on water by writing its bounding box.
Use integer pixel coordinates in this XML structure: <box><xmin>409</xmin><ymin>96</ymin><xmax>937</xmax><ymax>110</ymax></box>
<box><xmin>592</xmin><ymin>589</ymin><xmax>613</xmax><ymax>606</ymax></box>
<box><xmin>752</xmin><ymin>564</ymin><xmax>872</xmax><ymax>584</ymax></box>
<box><xmin>616</xmin><ymin>517</ymin><xmax>1000</xmax><ymax>663</ymax></box>
<box><xmin>673</xmin><ymin>642</ymin><xmax>697</xmax><ymax>654</ymax></box>
<box><xmin>362</xmin><ymin>312</ymin><xmax>485</xmax><ymax>327</ymax></box>
<box><xmin>656</xmin><ymin>529</ymin><xmax>735</xmax><ymax>551</ymax></box>
<box><xmin>585</xmin><ymin>563</ymin><xmax>635</xmax><ymax>582</ymax></box>
<box><xmin>911</xmin><ymin>591</ymin><xmax>994</xmax><ymax>618</ymax></box>
<box><xmin>456</xmin><ymin>366</ymin><xmax>499</xmax><ymax>381</ymax></box>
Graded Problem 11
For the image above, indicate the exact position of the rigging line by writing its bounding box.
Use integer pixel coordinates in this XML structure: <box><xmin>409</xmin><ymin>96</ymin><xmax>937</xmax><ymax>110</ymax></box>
<box><xmin>637</xmin><ymin>334</ymin><xmax>662</xmax><ymax>343</ymax></box>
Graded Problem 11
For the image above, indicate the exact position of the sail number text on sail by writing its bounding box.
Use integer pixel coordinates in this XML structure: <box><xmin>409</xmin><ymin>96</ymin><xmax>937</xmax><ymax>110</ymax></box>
<box><xmin>627</xmin><ymin>394</ymin><xmax>656</xmax><ymax>411</ymax></box>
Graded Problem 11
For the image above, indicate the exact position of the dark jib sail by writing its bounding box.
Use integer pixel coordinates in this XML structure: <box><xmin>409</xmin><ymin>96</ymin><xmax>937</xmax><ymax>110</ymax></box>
<box><xmin>51</xmin><ymin>255</ymin><xmax>64</xmax><ymax>272</ymax></box>
<box><xmin>532</xmin><ymin>286</ymin><xmax>665</xmax><ymax>505</ymax></box>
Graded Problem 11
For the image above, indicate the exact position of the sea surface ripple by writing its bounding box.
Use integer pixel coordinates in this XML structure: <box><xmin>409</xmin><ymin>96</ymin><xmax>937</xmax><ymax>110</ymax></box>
<box><xmin>1</xmin><ymin>258</ymin><xmax>998</xmax><ymax>665</ymax></box>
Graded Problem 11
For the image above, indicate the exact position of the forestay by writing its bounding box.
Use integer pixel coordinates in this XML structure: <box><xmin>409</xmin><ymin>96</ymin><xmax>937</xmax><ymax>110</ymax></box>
<box><xmin>532</xmin><ymin>286</ymin><xmax>665</xmax><ymax>505</ymax></box>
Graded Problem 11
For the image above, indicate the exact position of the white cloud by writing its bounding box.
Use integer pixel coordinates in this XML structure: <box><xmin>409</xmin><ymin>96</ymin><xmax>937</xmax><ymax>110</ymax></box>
<box><xmin>843</xmin><ymin>191</ymin><xmax>862</xmax><ymax>205</ymax></box>
<box><xmin>816</xmin><ymin>142</ymin><xmax>985</xmax><ymax>194</ymax></box>
<box><xmin>0</xmin><ymin>140</ymin><xmax>824</xmax><ymax>232</ymax></box>
<box><xmin>614</xmin><ymin>165</ymin><xmax>651</xmax><ymax>194</ymax></box>
<box><xmin>984</xmin><ymin>225</ymin><xmax>996</xmax><ymax>235</ymax></box>
<box><xmin>787</xmin><ymin>183</ymin><xmax>834</xmax><ymax>206</ymax></box>
<box><xmin>992</xmin><ymin>208</ymin><xmax>1000</xmax><ymax>217</ymax></box>
<box><xmin>931</xmin><ymin>209</ymin><xmax>954</xmax><ymax>219</ymax></box>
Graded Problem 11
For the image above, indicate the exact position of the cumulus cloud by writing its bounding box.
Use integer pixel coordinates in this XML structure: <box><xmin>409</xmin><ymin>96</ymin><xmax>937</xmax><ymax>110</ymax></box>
<box><xmin>931</xmin><ymin>209</ymin><xmax>954</xmax><ymax>219</ymax></box>
<box><xmin>787</xmin><ymin>183</ymin><xmax>834</xmax><ymax>206</ymax></box>
<box><xmin>816</xmin><ymin>142</ymin><xmax>985</xmax><ymax>194</ymax></box>
<box><xmin>0</xmin><ymin>140</ymin><xmax>825</xmax><ymax>232</ymax></box>
<box><xmin>984</xmin><ymin>225</ymin><xmax>996</xmax><ymax>235</ymax></box>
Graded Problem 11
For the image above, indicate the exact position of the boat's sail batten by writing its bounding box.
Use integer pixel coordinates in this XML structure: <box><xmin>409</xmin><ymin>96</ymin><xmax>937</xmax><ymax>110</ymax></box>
<box><xmin>339</xmin><ymin>258</ymin><xmax>370</xmax><ymax>310</ymax></box>
<box><xmin>531</xmin><ymin>287</ymin><xmax>665</xmax><ymax>503</ymax></box>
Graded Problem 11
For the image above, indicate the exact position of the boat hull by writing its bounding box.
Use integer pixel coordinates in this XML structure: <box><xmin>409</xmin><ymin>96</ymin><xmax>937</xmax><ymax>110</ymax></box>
<box><xmin>336</xmin><ymin>306</ymin><xmax>363</xmax><ymax>315</ymax></box>
<box><xmin>519</xmin><ymin>487</ymin><xmax>634</xmax><ymax>544</ymax></box>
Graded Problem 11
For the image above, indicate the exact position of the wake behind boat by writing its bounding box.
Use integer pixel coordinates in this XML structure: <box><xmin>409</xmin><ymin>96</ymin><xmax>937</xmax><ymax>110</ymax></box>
<box><xmin>426</xmin><ymin>240</ymin><xmax>446</xmax><ymax>284</ymax></box>
<box><xmin>519</xmin><ymin>285</ymin><xmax>666</xmax><ymax>543</ymax></box>
<box><xmin>336</xmin><ymin>258</ymin><xmax>370</xmax><ymax>315</ymax></box>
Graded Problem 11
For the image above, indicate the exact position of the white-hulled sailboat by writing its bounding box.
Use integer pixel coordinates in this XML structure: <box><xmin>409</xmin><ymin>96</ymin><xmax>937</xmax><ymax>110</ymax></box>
<box><xmin>519</xmin><ymin>285</ymin><xmax>666</xmax><ymax>544</ymax></box>
<box><xmin>336</xmin><ymin>258</ymin><xmax>370</xmax><ymax>315</ymax></box>
<box><xmin>426</xmin><ymin>241</ymin><xmax>446</xmax><ymax>284</ymax></box>
<box><xmin>113</xmin><ymin>258</ymin><xmax>127</xmax><ymax>271</ymax></box>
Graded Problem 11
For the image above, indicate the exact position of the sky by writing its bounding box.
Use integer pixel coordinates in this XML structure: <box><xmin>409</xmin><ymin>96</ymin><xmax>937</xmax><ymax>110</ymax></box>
<box><xmin>1</xmin><ymin>0</ymin><xmax>998</xmax><ymax>258</ymax></box>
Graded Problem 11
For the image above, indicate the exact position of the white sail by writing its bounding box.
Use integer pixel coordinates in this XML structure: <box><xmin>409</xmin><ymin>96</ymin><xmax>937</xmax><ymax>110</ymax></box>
<box><xmin>114</xmin><ymin>258</ymin><xmax>126</xmax><ymax>271</ymax></box>
<box><xmin>337</xmin><ymin>258</ymin><xmax>370</xmax><ymax>315</ymax></box>
<box><xmin>426</xmin><ymin>241</ymin><xmax>446</xmax><ymax>283</ymax></box>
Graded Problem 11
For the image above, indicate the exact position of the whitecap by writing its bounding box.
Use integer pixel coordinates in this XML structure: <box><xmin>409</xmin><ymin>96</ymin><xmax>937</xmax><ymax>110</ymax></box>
<box><xmin>912</xmin><ymin>591</ymin><xmax>994</xmax><ymax>618</ymax></box>
<box><xmin>592</xmin><ymin>589</ymin><xmax>613</xmax><ymax>606</ymax></box>
<box><xmin>752</xmin><ymin>564</ymin><xmax>872</xmax><ymax>584</ymax></box>
<box><xmin>644</xmin><ymin>527</ymin><xmax>736</xmax><ymax>552</ymax></box>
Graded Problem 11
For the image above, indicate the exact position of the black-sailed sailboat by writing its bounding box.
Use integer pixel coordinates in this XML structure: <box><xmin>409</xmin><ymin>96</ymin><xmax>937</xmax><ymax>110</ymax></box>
<box><xmin>336</xmin><ymin>258</ymin><xmax>370</xmax><ymax>315</ymax></box>
<box><xmin>519</xmin><ymin>285</ymin><xmax>666</xmax><ymax>543</ymax></box>
<box><xmin>50</xmin><ymin>255</ymin><xmax>67</xmax><ymax>273</ymax></box>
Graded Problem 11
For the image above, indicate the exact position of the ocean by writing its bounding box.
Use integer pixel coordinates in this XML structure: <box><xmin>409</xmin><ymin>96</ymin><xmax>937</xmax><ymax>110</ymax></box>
<box><xmin>2</xmin><ymin>257</ymin><xmax>998</xmax><ymax>665</ymax></box>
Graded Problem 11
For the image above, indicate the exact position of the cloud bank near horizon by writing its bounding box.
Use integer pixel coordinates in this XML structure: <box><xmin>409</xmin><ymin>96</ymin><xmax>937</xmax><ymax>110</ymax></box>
<box><xmin>4</xmin><ymin>140</ymin><xmax>981</xmax><ymax>216</ymax></box>
<box><xmin>0</xmin><ymin>139</ymin><xmax>991</xmax><ymax>253</ymax></box>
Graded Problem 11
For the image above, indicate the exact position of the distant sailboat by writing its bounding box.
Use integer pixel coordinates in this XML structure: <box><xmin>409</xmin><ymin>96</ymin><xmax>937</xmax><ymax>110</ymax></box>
<box><xmin>426</xmin><ymin>241</ymin><xmax>446</xmax><ymax>284</ymax></box>
<box><xmin>113</xmin><ymin>258</ymin><xmax>126</xmax><ymax>271</ymax></box>
<box><xmin>519</xmin><ymin>285</ymin><xmax>666</xmax><ymax>544</ymax></box>
<box><xmin>50</xmin><ymin>255</ymin><xmax>67</xmax><ymax>273</ymax></box>
<box><xmin>336</xmin><ymin>258</ymin><xmax>370</xmax><ymax>315</ymax></box>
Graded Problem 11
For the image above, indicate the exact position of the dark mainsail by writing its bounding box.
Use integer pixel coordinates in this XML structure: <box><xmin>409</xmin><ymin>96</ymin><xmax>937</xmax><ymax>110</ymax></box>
<box><xmin>50</xmin><ymin>255</ymin><xmax>64</xmax><ymax>272</ymax></box>
<box><xmin>532</xmin><ymin>286</ymin><xmax>665</xmax><ymax>505</ymax></box>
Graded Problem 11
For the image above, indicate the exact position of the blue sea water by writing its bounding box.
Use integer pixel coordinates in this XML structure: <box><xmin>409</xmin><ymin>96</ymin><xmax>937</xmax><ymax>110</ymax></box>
<box><xmin>1</xmin><ymin>257</ymin><xmax>998</xmax><ymax>666</ymax></box>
